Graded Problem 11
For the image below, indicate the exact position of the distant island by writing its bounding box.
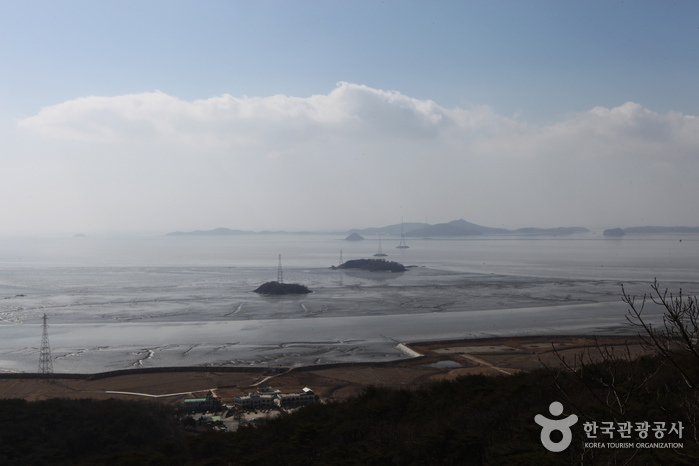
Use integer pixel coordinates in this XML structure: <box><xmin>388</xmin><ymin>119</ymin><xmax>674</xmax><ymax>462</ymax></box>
<box><xmin>402</xmin><ymin>219</ymin><xmax>589</xmax><ymax>237</ymax></box>
<box><xmin>347</xmin><ymin>222</ymin><xmax>430</xmax><ymax>237</ymax></box>
<box><xmin>253</xmin><ymin>281</ymin><xmax>312</xmax><ymax>295</ymax></box>
<box><xmin>348</xmin><ymin>219</ymin><xmax>589</xmax><ymax>238</ymax></box>
<box><xmin>335</xmin><ymin>258</ymin><xmax>407</xmax><ymax>272</ymax></box>
<box><xmin>604</xmin><ymin>226</ymin><xmax>699</xmax><ymax>237</ymax></box>
<box><xmin>603</xmin><ymin>228</ymin><xmax>625</xmax><ymax>237</ymax></box>
<box><xmin>167</xmin><ymin>219</ymin><xmax>699</xmax><ymax>240</ymax></box>
<box><xmin>167</xmin><ymin>219</ymin><xmax>593</xmax><ymax>239</ymax></box>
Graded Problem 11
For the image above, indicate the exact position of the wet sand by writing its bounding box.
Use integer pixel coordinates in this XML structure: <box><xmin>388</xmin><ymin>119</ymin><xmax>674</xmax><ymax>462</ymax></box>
<box><xmin>0</xmin><ymin>334</ymin><xmax>652</xmax><ymax>404</ymax></box>
<box><xmin>0</xmin><ymin>298</ymin><xmax>658</xmax><ymax>373</ymax></box>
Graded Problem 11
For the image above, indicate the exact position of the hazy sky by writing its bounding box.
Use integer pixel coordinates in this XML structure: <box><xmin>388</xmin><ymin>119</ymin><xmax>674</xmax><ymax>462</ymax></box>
<box><xmin>2</xmin><ymin>1</ymin><xmax>698</xmax><ymax>235</ymax></box>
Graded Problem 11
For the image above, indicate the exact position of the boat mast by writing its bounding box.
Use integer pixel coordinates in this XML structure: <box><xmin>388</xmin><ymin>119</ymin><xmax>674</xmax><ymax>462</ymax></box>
<box><xmin>397</xmin><ymin>217</ymin><xmax>409</xmax><ymax>249</ymax></box>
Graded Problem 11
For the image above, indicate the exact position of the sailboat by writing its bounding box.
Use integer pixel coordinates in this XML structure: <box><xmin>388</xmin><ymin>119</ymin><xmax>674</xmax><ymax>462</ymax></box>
<box><xmin>396</xmin><ymin>219</ymin><xmax>409</xmax><ymax>249</ymax></box>
<box><xmin>373</xmin><ymin>235</ymin><xmax>388</xmax><ymax>257</ymax></box>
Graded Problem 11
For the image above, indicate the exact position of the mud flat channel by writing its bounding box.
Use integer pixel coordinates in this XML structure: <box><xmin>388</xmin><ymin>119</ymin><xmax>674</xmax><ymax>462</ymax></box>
<box><xmin>0</xmin><ymin>335</ymin><xmax>652</xmax><ymax>404</ymax></box>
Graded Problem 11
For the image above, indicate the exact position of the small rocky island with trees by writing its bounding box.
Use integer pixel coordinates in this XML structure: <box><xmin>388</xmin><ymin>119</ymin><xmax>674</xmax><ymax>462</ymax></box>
<box><xmin>334</xmin><ymin>258</ymin><xmax>407</xmax><ymax>272</ymax></box>
<box><xmin>253</xmin><ymin>281</ymin><xmax>312</xmax><ymax>295</ymax></box>
<box><xmin>253</xmin><ymin>255</ymin><xmax>312</xmax><ymax>295</ymax></box>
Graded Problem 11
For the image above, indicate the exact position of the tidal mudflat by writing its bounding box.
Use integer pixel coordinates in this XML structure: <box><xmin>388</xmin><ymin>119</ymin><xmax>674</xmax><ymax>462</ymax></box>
<box><xmin>0</xmin><ymin>234</ymin><xmax>695</xmax><ymax>373</ymax></box>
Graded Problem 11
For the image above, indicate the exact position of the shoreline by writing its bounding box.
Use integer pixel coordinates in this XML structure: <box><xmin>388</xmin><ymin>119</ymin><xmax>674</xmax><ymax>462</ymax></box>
<box><xmin>0</xmin><ymin>299</ymin><xmax>649</xmax><ymax>374</ymax></box>
<box><xmin>0</xmin><ymin>334</ymin><xmax>651</xmax><ymax>403</ymax></box>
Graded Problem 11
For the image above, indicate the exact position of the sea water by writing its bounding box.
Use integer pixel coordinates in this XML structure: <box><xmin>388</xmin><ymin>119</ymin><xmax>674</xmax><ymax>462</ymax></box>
<box><xmin>0</xmin><ymin>232</ymin><xmax>697</xmax><ymax>373</ymax></box>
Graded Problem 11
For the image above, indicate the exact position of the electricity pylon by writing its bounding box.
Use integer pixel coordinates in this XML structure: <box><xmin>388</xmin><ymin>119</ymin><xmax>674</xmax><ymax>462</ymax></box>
<box><xmin>277</xmin><ymin>254</ymin><xmax>284</xmax><ymax>284</ymax></box>
<box><xmin>38</xmin><ymin>314</ymin><xmax>53</xmax><ymax>374</ymax></box>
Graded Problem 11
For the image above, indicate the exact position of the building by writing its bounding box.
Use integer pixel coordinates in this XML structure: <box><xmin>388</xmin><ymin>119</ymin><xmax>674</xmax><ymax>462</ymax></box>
<box><xmin>233</xmin><ymin>386</ymin><xmax>317</xmax><ymax>410</ymax></box>
<box><xmin>233</xmin><ymin>392</ymin><xmax>277</xmax><ymax>410</ymax></box>
<box><xmin>275</xmin><ymin>387</ymin><xmax>317</xmax><ymax>409</ymax></box>
<box><xmin>182</xmin><ymin>391</ymin><xmax>223</xmax><ymax>413</ymax></box>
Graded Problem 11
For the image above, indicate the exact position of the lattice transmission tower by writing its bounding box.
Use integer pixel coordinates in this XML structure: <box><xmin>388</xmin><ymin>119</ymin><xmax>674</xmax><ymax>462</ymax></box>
<box><xmin>277</xmin><ymin>254</ymin><xmax>284</xmax><ymax>283</ymax></box>
<box><xmin>38</xmin><ymin>313</ymin><xmax>54</xmax><ymax>374</ymax></box>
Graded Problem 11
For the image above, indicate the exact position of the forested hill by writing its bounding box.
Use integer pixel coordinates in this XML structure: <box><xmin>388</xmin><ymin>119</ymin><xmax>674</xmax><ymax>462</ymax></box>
<box><xmin>6</xmin><ymin>350</ymin><xmax>697</xmax><ymax>464</ymax></box>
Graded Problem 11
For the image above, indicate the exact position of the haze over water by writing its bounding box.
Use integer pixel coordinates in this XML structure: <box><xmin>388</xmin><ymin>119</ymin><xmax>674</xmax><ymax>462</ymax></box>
<box><xmin>0</xmin><ymin>232</ymin><xmax>696</xmax><ymax>373</ymax></box>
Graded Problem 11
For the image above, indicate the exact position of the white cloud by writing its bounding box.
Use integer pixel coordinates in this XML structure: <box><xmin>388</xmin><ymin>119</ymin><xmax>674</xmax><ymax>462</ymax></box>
<box><xmin>11</xmin><ymin>83</ymin><xmax>699</xmax><ymax>233</ymax></box>
<box><xmin>19</xmin><ymin>83</ymin><xmax>698</xmax><ymax>162</ymax></box>
<box><xmin>469</xmin><ymin>102</ymin><xmax>699</xmax><ymax>163</ymax></box>
<box><xmin>17</xmin><ymin>83</ymin><xmax>459</xmax><ymax>152</ymax></box>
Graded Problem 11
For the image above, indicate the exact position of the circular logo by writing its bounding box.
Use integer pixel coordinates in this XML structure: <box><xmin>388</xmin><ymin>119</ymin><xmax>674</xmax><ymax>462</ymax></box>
<box><xmin>534</xmin><ymin>401</ymin><xmax>578</xmax><ymax>452</ymax></box>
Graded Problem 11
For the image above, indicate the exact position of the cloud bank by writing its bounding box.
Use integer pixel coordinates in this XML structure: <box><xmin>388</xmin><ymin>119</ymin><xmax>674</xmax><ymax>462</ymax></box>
<box><xmin>19</xmin><ymin>83</ymin><xmax>454</xmax><ymax>148</ymax></box>
<box><xmin>19</xmin><ymin>82</ymin><xmax>699</xmax><ymax>159</ymax></box>
<box><xmin>13</xmin><ymin>83</ymin><xmax>699</xmax><ymax>233</ymax></box>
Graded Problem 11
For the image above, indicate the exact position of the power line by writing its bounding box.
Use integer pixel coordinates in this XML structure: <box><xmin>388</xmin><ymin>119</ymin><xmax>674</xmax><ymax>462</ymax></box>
<box><xmin>39</xmin><ymin>314</ymin><xmax>53</xmax><ymax>374</ymax></box>
<box><xmin>277</xmin><ymin>254</ymin><xmax>284</xmax><ymax>284</ymax></box>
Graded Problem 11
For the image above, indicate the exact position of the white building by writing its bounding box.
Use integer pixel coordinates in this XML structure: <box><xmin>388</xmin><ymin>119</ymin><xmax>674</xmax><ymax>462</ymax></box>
<box><xmin>233</xmin><ymin>386</ymin><xmax>317</xmax><ymax>410</ymax></box>
<box><xmin>233</xmin><ymin>392</ymin><xmax>277</xmax><ymax>410</ymax></box>
<box><xmin>275</xmin><ymin>387</ymin><xmax>317</xmax><ymax>408</ymax></box>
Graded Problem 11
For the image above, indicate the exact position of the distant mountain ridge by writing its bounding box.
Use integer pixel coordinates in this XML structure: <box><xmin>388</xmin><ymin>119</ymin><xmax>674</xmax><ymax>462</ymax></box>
<box><xmin>349</xmin><ymin>219</ymin><xmax>588</xmax><ymax>237</ymax></box>
<box><xmin>405</xmin><ymin>219</ymin><xmax>510</xmax><ymax>237</ymax></box>
<box><xmin>400</xmin><ymin>219</ymin><xmax>588</xmax><ymax>237</ymax></box>
<box><xmin>347</xmin><ymin>222</ymin><xmax>429</xmax><ymax>237</ymax></box>
<box><xmin>167</xmin><ymin>220</ymin><xmax>590</xmax><ymax>237</ymax></box>
<box><xmin>167</xmin><ymin>222</ymin><xmax>699</xmax><ymax>238</ymax></box>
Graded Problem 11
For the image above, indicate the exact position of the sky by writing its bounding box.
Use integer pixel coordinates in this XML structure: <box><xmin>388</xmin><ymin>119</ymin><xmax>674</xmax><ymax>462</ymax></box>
<box><xmin>1</xmin><ymin>0</ymin><xmax>698</xmax><ymax>235</ymax></box>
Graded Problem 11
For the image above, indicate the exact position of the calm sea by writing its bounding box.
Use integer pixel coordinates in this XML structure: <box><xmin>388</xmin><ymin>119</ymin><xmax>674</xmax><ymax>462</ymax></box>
<box><xmin>1</xmin><ymin>232</ymin><xmax>697</xmax><ymax>277</ymax></box>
